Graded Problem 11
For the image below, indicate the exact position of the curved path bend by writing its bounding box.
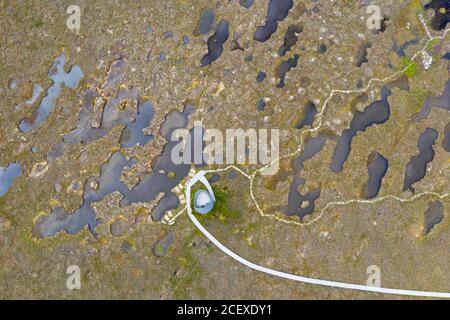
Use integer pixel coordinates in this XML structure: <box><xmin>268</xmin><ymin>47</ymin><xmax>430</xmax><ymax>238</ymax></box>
<box><xmin>185</xmin><ymin>171</ymin><xmax>450</xmax><ymax>299</ymax></box>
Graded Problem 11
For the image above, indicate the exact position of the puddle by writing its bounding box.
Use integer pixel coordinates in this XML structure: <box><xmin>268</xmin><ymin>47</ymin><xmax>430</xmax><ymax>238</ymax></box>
<box><xmin>8</xmin><ymin>78</ymin><xmax>17</xmax><ymax>90</ymax></box>
<box><xmin>393</xmin><ymin>38</ymin><xmax>418</xmax><ymax>57</ymax></box>
<box><xmin>283</xmin><ymin>176</ymin><xmax>321</xmax><ymax>220</ymax></box>
<box><xmin>110</xmin><ymin>218</ymin><xmax>129</xmax><ymax>237</ymax></box>
<box><xmin>120</xmin><ymin>100</ymin><xmax>154</xmax><ymax>148</ymax></box>
<box><xmin>386</xmin><ymin>75</ymin><xmax>410</xmax><ymax>92</ymax></box>
<box><xmin>120</xmin><ymin>105</ymin><xmax>198</xmax><ymax>222</ymax></box>
<box><xmin>424</xmin><ymin>0</ymin><xmax>449</xmax><ymax>31</ymax></box>
<box><xmin>60</xmin><ymin>89</ymin><xmax>127</xmax><ymax>144</ymax></box>
<box><xmin>364</xmin><ymin>151</ymin><xmax>388</xmax><ymax>199</ymax></box>
<box><xmin>19</xmin><ymin>53</ymin><xmax>83</xmax><ymax>132</ymax></box>
<box><xmin>414</xmin><ymin>80</ymin><xmax>448</xmax><ymax>121</ymax></box>
<box><xmin>47</xmin><ymin>143</ymin><xmax>64</xmax><ymax>163</ymax></box>
<box><xmin>201</xmin><ymin>20</ymin><xmax>229</xmax><ymax>67</ymax></box>
<box><xmin>292</xmin><ymin>133</ymin><xmax>330</xmax><ymax>173</ymax></box>
<box><xmin>257</xmin><ymin>98</ymin><xmax>266</xmax><ymax>111</ymax></box>
<box><xmin>230</xmin><ymin>33</ymin><xmax>244</xmax><ymax>51</ymax></box>
<box><xmin>330</xmin><ymin>87</ymin><xmax>391</xmax><ymax>173</ymax></box>
<box><xmin>356</xmin><ymin>43</ymin><xmax>372</xmax><ymax>67</ymax></box>
<box><xmin>413</xmin><ymin>96</ymin><xmax>432</xmax><ymax>122</ymax></box>
<box><xmin>54</xmin><ymin>64</ymin><xmax>154</xmax><ymax>157</ymax></box>
<box><xmin>228</xmin><ymin>170</ymin><xmax>237</xmax><ymax>180</ymax></box>
<box><xmin>276</xmin><ymin>54</ymin><xmax>299</xmax><ymax>88</ymax></box>
<box><xmin>85</xmin><ymin>152</ymin><xmax>137</xmax><ymax>203</ymax></box>
<box><xmin>240</xmin><ymin>0</ymin><xmax>254</xmax><ymax>9</ymax></box>
<box><xmin>256</xmin><ymin>71</ymin><xmax>267</xmax><ymax>83</ymax></box>
<box><xmin>0</xmin><ymin>163</ymin><xmax>22</xmax><ymax>197</ymax></box>
<box><xmin>159</xmin><ymin>108</ymin><xmax>190</xmax><ymax>139</ymax></box>
<box><xmin>194</xmin><ymin>9</ymin><xmax>215</xmax><ymax>35</ymax></box>
<box><xmin>34</xmin><ymin>205</ymin><xmax>98</xmax><ymax>238</ymax></box>
<box><xmin>436</xmin><ymin>80</ymin><xmax>450</xmax><ymax>111</ymax></box>
<box><xmin>25</xmin><ymin>84</ymin><xmax>43</xmax><ymax>105</ymax></box>
<box><xmin>403</xmin><ymin>128</ymin><xmax>438</xmax><ymax>192</ymax></box>
<box><xmin>104</xmin><ymin>58</ymin><xmax>125</xmax><ymax>90</ymax></box>
<box><xmin>152</xmin><ymin>193</ymin><xmax>181</xmax><ymax>221</ymax></box>
<box><xmin>317</xmin><ymin>44</ymin><xmax>327</xmax><ymax>54</ymax></box>
<box><xmin>286</xmin><ymin>132</ymin><xmax>333</xmax><ymax>219</ymax></box>
<box><xmin>278</xmin><ymin>24</ymin><xmax>303</xmax><ymax>56</ymax></box>
<box><xmin>295</xmin><ymin>101</ymin><xmax>317</xmax><ymax>129</ymax></box>
<box><xmin>209</xmin><ymin>174</ymin><xmax>220</xmax><ymax>184</ymax></box>
<box><xmin>254</xmin><ymin>0</ymin><xmax>293</xmax><ymax>42</ymax></box>
<box><xmin>34</xmin><ymin>151</ymin><xmax>137</xmax><ymax>237</ymax></box>
<box><xmin>153</xmin><ymin>232</ymin><xmax>175</xmax><ymax>257</ymax></box>
<box><xmin>424</xmin><ymin>200</ymin><xmax>444</xmax><ymax>235</ymax></box>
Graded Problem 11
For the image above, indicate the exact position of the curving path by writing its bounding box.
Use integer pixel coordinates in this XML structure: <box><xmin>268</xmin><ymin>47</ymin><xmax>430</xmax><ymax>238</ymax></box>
<box><xmin>185</xmin><ymin>171</ymin><xmax>450</xmax><ymax>298</ymax></box>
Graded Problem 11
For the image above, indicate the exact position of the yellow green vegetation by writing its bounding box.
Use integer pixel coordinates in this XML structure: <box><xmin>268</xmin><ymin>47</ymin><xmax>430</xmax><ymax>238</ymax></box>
<box><xmin>408</xmin><ymin>0</ymin><xmax>423</xmax><ymax>12</ymax></box>
<box><xmin>168</xmin><ymin>170</ymin><xmax>176</xmax><ymax>179</ymax></box>
<box><xmin>427</xmin><ymin>38</ymin><xmax>440</xmax><ymax>51</ymax></box>
<box><xmin>169</xmin><ymin>233</ymin><xmax>208</xmax><ymax>299</ymax></box>
<box><xmin>401</xmin><ymin>57</ymin><xmax>418</xmax><ymax>78</ymax></box>
<box><xmin>153</xmin><ymin>243</ymin><xmax>165</xmax><ymax>256</ymax></box>
<box><xmin>190</xmin><ymin>185</ymin><xmax>241</xmax><ymax>223</ymax></box>
<box><xmin>410</xmin><ymin>88</ymin><xmax>429</xmax><ymax>113</ymax></box>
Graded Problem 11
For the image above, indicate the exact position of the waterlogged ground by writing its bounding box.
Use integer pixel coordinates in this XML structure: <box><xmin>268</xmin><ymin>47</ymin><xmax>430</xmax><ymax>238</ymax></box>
<box><xmin>0</xmin><ymin>0</ymin><xmax>449</xmax><ymax>299</ymax></box>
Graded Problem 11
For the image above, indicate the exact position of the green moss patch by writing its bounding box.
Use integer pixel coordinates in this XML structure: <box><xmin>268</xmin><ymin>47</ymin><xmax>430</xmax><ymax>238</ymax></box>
<box><xmin>190</xmin><ymin>184</ymin><xmax>241</xmax><ymax>223</ymax></box>
<box><xmin>401</xmin><ymin>57</ymin><xmax>418</xmax><ymax>78</ymax></box>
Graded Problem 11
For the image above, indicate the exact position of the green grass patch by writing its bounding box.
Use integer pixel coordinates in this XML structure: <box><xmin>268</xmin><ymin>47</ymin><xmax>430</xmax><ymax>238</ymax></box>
<box><xmin>153</xmin><ymin>243</ymin><xmax>165</xmax><ymax>256</ymax></box>
<box><xmin>426</xmin><ymin>38</ymin><xmax>440</xmax><ymax>51</ymax></box>
<box><xmin>401</xmin><ymin>57</ymin><xmax>418</xmax><ymax>78</ymax></box>
<box><xmin>410</xmin><ymin>88</ymin><xmax>429</xmax><ymax>113</ymax></box>
<box><xmin>169</xmin><ymin>233</ymin><xmax>207</xmax><ymax>299</ymax></box>
<box><xmin>190</xmin><ymin>185</ymin><xmax>240</xmax><ymax>223</ymax></box>
<box><xmin>409</xmin><ymin>0</ymin><xmax>423</xmax><ymax>12</ymax></box>
<box><xmin>168</xmin><ymin>170</ymin><xmax>176</xmax><ymax>179</ymax></box>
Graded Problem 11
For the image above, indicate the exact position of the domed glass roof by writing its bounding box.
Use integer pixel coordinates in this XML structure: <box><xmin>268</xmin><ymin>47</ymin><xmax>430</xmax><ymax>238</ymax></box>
<box><xmin>194</xmin><ymin>190</ymin><xmax>214</xmax><ymax>214</ymax></box>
